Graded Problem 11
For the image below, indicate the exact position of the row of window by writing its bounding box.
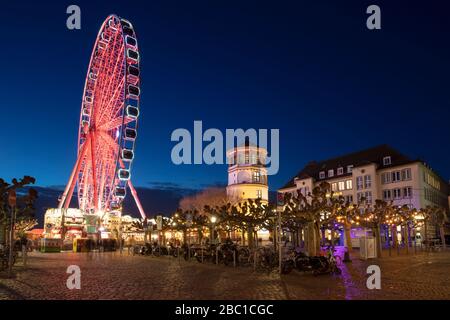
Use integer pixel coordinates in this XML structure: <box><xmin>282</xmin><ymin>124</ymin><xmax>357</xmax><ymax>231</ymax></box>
<box><xmin>357</xmin><ymin>191</ymin><xmax>372</xmax><ymax>204</ymax></box>
<box><xmin>228</xmin><ymin>152</ymin><xmax>265</xmax><ymax>166</ymax></box>
<box><xmin>424</xmin><ymin>172</ymin><xmax>440</xmax><ymax>190</ymax></box>
<box><xmin>319</xmin><ymin>165</ymin><xmax>353</xmax><ymax>179</ymax></box>
<box><xmin>382</xmin><ymin>187</ymin><xmax>412</xmax><ymax>200</ymax></box>
<box><xmin>331</xmin><ymin>180</ymin><xmax>353</xmax><ymax>192</ymax></box>
<box><xmin>381</xmin><ymin>168</ymin><xmax>411</xmax><ymax>184</ymax></box>
<box><xmin>424</xmin><ymin>187</ymin><xmax>446</xmax><ymax>206</ymax></box>
<box><xmin>356</xmin><ymin>175</ymin><xmax>372</xmax><ymax>190</ymax></box>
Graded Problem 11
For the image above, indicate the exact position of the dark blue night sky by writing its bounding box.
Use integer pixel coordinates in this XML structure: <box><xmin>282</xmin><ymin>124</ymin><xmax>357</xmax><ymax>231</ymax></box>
<box><xmin>1</xmin><ymin>1</ymin><xmax>449</xmax><ymax>203</ymax></box>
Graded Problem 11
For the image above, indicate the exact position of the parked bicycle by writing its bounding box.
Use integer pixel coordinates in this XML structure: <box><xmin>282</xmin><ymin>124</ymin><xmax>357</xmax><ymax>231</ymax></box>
<box><xmin>0</xmin><ymin>246</ymin><xmax>17</xmax><ymax>271</ymax></box>
<box><xmin>281</xmin><ymin>246</ymin><xmax>342</xmax><ymax>275</ymax></box>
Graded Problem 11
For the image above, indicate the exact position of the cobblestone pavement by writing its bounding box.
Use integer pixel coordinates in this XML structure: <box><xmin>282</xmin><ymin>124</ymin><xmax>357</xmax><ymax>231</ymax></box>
<box><xmin>1</xmin><ymin>249</ymin><xmax>449</xmax><ymax>300</ymax></box>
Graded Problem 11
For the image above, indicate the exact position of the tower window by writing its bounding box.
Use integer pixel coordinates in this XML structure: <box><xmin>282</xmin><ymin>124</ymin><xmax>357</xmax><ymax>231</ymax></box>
<box><xmin>253</xmin><ymin>171</ymin><xmax>261</xmax><ymax>183</ymax></box>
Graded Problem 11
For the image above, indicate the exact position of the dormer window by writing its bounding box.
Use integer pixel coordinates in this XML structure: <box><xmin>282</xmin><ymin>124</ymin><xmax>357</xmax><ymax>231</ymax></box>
<box><xmin>383</xmin><ymin>156</ymin><xmax>392</xmax><ymax>166</ymax></box>
<box><xmin>347</xmin><ymin>165</ymin><xmax>353</xmax><ymax>173</ymax></box>
<box><xmin>328</xmin><ymin>169</ymin><xmax>334</xmax><ymax>177</ymax></box>
<box><xmin>319</xmin><ymin>171</ymin><xmax>325</xmax><ymax>179</ymax></box>
<box><xmin>337</xmin><ymin>167</ymin><xmax>344</xmax><ymax>175</ymax></box>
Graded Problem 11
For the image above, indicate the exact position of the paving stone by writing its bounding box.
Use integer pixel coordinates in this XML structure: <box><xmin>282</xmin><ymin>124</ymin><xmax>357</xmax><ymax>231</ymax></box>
<box><xmin>0</xmin><ymin>250</ymin><xmax>449</xmax><ymax>299</ymax></box>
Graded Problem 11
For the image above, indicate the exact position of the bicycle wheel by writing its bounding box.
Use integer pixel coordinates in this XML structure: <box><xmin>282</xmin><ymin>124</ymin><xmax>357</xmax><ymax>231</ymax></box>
<box><xmin>281</xmin><ymin>260</ymin><xmax>294</xmax><ymax>274</ymax></box>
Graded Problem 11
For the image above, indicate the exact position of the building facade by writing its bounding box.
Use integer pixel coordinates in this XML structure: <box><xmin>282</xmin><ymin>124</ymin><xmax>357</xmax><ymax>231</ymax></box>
<box><xmin>278</xmin><ymin>145</ymin><xmax>449</xmax><ymax>245</ymax></box>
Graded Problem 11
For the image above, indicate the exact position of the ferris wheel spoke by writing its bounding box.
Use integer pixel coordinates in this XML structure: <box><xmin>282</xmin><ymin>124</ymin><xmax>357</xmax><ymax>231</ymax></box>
<box><xmin>91</xmin><ymin>42</ymin><xmax>114</xmax><ymax>125</ymax></box>
<box><xmin>98</xmin><ymin>130</ymin><xmax>119</xmax><ymax>151</ymax></box>
<box><xmin>97</xmin><ymin>115</ymin><xmax>133</xmax><ymax>131</ymax></box>
<box><xmin>97</xmin><ymin>41</ymin><xmax>125</xmax><ymax>123</ymax></box>
<box><xmin>95</xmin><ymin>34</ymin><xmax>124</xmax><ymax>125</ymax></box>
<box><xmin>98</xmin><ymin>131</ymin><xmax>121</xmax><ymax>210</ymax></box>
<box><xmin>97</xmin><ymin>76</ymin><xmax>125</xmax><ymax>125</ymax></box>
<box><xmin>96</xmin><ymin>137</ymin><xmax>114</xmax><ymax>210</ymax></box>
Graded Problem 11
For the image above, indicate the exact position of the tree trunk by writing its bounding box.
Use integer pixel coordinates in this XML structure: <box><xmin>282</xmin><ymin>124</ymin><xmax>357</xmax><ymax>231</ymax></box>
<box><xmin>305</xmin><ymin>223</ymin><xmax>316</xmax><ymax>256</ymax></box>
<box><xmin>197</xmin><ymin>229</ymin><xmax>203</xmax><ymax>244</ymax></box>
<box><xmin>330</xmin><ymin>229</ymin><xmax>335</xmax><ymax>249</ymax></box>
<box><xmin>247</xmin><ymin>227</ymin><xmax>254</xmax><ymax>248</ymax></box>
<box><xmin>182</xmin><ymin>229</ymin><xmax>187</xmax><ymax>245</ymax></box>
<box><xmin>391</xmin><ymin>225</ymin><xmax>397</xmax><ymax>248</ymax></box>
<box><xmin>315</xmin><ymin>223</ymin><xmax>321</xmax><ymax>254</ymax></box>
<box><xmin>303</xmin><ymin>226</ymin><xmax>308</xmax><ymax>253</ymax></box>
<box><xmin>404</xmin><ymin>226</ymin><xmax>409</xmax><ymax>254</ymax></box>
<box><xmin>0</xmin><ymin>223</ymin><xmax>6</xmax><ymax>244</ymax></box>
<box><xmin>344</xmin><ymin>221</ymin><xmax>353</xmax><ymax>251</ymax></box>
<box><xmin>440</xmin><ymin>225</ymin><xmax>446</xmax><ymax>250</ymax></box>
<box><xmin>374</xmin><ymin>224</ymin><xmax>382</xmax><ymax>258</ymax></box>
<box><xmin>297</xmin><ymin>227</ymin><xmax>302</xmax><ymax>248</ymax></box>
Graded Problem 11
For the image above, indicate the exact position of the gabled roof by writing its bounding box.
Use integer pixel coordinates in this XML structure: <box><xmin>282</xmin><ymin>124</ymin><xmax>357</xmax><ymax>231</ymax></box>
<box><xmin>280</xmin><ymin>144</ymin><xmax>416</xmax><ymax>189</ymax></box>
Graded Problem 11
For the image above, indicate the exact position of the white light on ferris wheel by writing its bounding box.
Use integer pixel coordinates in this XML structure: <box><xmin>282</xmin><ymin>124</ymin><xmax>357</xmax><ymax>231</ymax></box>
<box><xmin>116</xmin><ymin>130</ymin><xmax>120</xmax><ymax>139</ymax></box>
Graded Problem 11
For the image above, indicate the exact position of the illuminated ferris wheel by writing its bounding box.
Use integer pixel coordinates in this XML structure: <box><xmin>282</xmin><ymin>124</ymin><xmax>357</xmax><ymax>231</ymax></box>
<box><xmin>58</xmin><ymin>15</ymin><xmax>146</xmax><ymax>219</ymax></box>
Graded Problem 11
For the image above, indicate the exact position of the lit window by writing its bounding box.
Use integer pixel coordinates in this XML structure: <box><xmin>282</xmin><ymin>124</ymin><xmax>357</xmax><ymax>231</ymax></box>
<box><xmin>331</xmin><ymin>183</ymin><xmax>338</xmax><ymax>192</ymax></box>
<box><xmin>382</xmin><ymin>172</ymin><xmax>391</xmax><ymax>184</ymax></box>
<box><xmin>392</xmin><ymin>171</ymin><xmax>401</xmax><ymax>182</ymax></box>
<box><xmin>338</xmin><ymin>181</ymin><xmax>345</xmax><ymax>191</ymax></box>
<box><xmin>328</xmin><ymin>169</ymin><xmax>334</xmax><ymax>177</ymax></box>
<box><xmin>346</xmin><ymin>179</ymin><xmax>352</xmax><ymax>190</ymax></box>
<box><xmin>356</xmin><ymin>177</ymin><xmax>363</xmax><ymax>190</ymax></box>
<box><xmin>403</xmin><ymin>187</ymin><xmax>412</xmax><ymax>198</ymax></box>
<box><xmin>256</xmin><ymin>190</ymin><xmax>262</xmax><ymax>198</ymax></box>
<box><xmin>383</xmin><ymin>156</ymin><xmax>391</xmax><ymax>166</ymax></box>
<box><xmin>252</xmin><ymin>171</ymin><xmax>261</xmax><ymax>183</ymax></box>
<box><xmin>365</xmin><ymin>191</ymin><xmax>372</xmax><ymax>204</ymax></box>
<box><xmin>337</xmin><ymin>167</ymin><xmax>344</xmax><ymax>175</ymax></box>
<box><xmin>347</xmin><ymin>165</ymin><xmax>354</xmax><ymax>173</ymax></box>
<box><xmin>401</xmin><ymin>168</ymin><xmax>411</xmax><ymax>181</ymax></box>
<box><xmin>357</xmin><ymin>192</ymin><xmax>363</xmax><ymax>203</ymax></box>
<box><xmin>364</xmin><ymin>175</ymin><xmax>372</xmax><ymax>188</ymax></box>
<box><xmin>319</xmin><ymin>171</ymin><xmax>325</xmax><ymax>179</ymax></box>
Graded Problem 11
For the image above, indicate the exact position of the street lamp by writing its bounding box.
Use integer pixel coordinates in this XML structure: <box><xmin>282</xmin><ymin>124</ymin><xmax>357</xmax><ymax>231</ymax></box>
<box><xmin>210</xmin><ymin>216</ymin><xmax>217</xmax><ymax>244</ymax></box>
